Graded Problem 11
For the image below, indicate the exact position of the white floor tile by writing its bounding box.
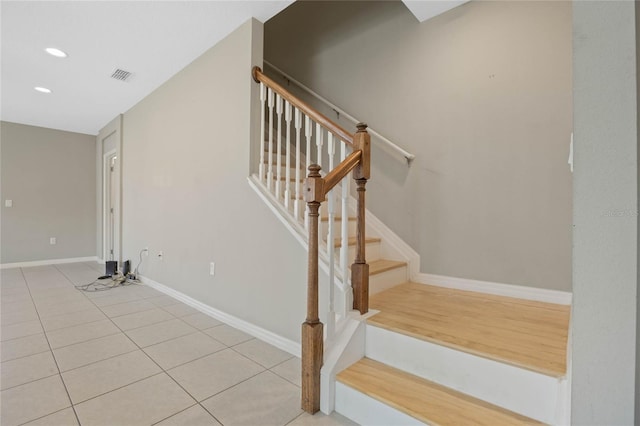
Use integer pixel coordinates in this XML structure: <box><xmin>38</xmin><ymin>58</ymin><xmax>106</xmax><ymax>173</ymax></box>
<box><xmin>53</xmin><ymin>332</ymin><xmax>137</xmax><ymax>372</ymax></box>
<box><xmin>74</xmin><ymin>373</ymin><xmax>194</xmax><ymax>426</ymax></box>
<box><xmin>144</xmin><ymin>331</ymin><xmax>225</xmax><ymax>370</ymax></box>
<box><xmin>111</xmin><ymin>308</ymin><xmax>174</xmax><ymax>331</ymax></box>
<box><xmin>201</xmin><ymin>371</ymin><xmax>302</xmax><ymax>426</ymax></box>
<box><xmin>125</xmin><ymin>318</ymin><xmax>197</xmax><ymax>347</ymax></box>
<box><xmin>233</xmin><ymin>338</ymin><xmax>293</xmax><ymax>369</ymax></box>
<box><xmin>1</xmin><ymin>351</ymin><xmax>59</xmax><ymax>390</ymax></box>
<box><xmin>0</xmin><ymin>333</ymin><xmax>50</xmax><ymax>362</ymax></box>
<box><xmin>62</xmin><ymin>350</ymin><xmax>161</xmax><ymax>404</ymax></box>
<box><xmin>155</xmin><ymin>404</ymin><xmax>221</xmax><ymax>426</ymax></box>
<box><xmin>0</xmin><ymin>375</ymin><xmax>71</xmax><ymax>426</ymax></box>
<box><xmin>46</xmin><ymin>319</ymin><xmax>120</xmax><ymax>349</ymax></box>
<box><xmin>203</xmin><ymin>325</ymin><xmax>253</xmax><ymax>346</ymax></box>
<box><xmin>168</xmin><ymin>348</ymin><xmax>264</xmax><ymax>401</ymax></box>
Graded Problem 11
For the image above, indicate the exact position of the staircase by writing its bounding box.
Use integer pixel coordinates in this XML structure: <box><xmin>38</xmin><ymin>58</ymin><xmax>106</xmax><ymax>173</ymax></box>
<box><xmin>250</xmin><ymin>66</ymin><xmax>571</xmax><ymax>425</ymax></box>
<box><xmin>336</xmin><ymin>283</ymin><xmax>570</xmax><ymax>425</ymax></box>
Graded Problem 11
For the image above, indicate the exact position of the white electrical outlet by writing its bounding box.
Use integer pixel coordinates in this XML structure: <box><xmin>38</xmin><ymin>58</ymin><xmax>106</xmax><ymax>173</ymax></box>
<box><xmin>157</xmin><ymin>251</ymin><xmax>163</xmax><ymax>260</ymax></box>
<box><xmin>5</xmin><ymin>200</ymin><xmax>12</xmax><ymax>207</ymax></box>
<box><xmin>50</xmin><ymin>237</ymin><xmax>56</xmax><ymax>245</ymax></box>
<box><xmin>143</xmin><ymin>247</ymin><xmax>149</xmax><ymax>256</ymax></box>
<box><xmin>209</xmin><ymin>262</ymin><xmax>215</xmax><ymax>276</ymax></box>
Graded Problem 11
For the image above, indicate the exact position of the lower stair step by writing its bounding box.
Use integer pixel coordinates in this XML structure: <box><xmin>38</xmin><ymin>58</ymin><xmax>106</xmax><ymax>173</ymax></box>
<box><xmin>369</xmin><ymin>259</ymin><xmax>406</xmax><ymax>275</ymax></box>
<box><xmin>368</xmin><ymin>282</ymin><xmax>570</xmax><ymax>377</ymax></box>
<box><xmin>336</xmin><ymin>358</ymin><xmax>542</xmax><ymax>426</ymax></box>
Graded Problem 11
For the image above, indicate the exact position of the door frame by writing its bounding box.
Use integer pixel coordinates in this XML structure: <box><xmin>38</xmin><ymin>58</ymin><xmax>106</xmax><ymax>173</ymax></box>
<box><xmin>102</xmin><ymin>149</ymin><xmax>117</xmax><ymax>262</ymax></box>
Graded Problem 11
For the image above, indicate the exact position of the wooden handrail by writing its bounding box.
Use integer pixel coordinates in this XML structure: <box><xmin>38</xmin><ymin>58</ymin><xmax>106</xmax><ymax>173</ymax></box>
<box><xmin>253</xmin><ymin>66</ymin><xmax>355</xmax><ymax>147</ymax></box>
<box><xmin>324</xmin><ymin>150</ymin><xmax>362</xmax><ymax>194</ymax></box>
<box><xmin>253</xmin><ymin>65</ymin><xmax>370</xmax><ymax>415</ymax></box>
<box><xmin>264</xmin><ymin>60</ymin><xmax>415</xmax><ymax>163</ymax></box>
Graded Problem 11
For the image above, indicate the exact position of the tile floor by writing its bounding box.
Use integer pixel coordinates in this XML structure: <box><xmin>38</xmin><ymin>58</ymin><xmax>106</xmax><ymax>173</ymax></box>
<box><xmin>0</xmin><ymin>262</ymin><xmax>356</xmax><ymax>426</ymax></box>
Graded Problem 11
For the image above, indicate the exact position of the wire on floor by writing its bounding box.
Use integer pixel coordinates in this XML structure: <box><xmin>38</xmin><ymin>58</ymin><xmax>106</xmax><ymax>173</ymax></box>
<box><xmin>75</xmin><ymin>272</ymin><xmax>141</xmax><ymax>292</ymax></box>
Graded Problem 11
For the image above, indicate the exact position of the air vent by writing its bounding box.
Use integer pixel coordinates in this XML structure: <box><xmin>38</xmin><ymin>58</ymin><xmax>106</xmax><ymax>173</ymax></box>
<box><xmin>111</xmin><ymin>69</ymin><xmax>132</xmax><ymax>82</ymax></box>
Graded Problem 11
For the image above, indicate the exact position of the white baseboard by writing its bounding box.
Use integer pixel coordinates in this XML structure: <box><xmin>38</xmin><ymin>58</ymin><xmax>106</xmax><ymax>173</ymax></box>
<box><xmin>415</xmin><ymin>272</ymin><xmax>572</xmax><ymax>305</ymax></box>
<box><xmin>139</xmin><ymin>275</ymin><xmax>301</xmax><ymax>357</ymax></box>
<box><xmin>1</xmin><ymin>256</ymin><xmax>98</xmax><ymax>270</ymax></box>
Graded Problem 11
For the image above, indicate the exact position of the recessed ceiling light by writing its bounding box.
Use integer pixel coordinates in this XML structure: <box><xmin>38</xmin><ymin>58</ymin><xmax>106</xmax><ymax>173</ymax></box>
<box><xmin>34</xmin><ymin>86</ymin><xmax>52</xmax><ymax>94</ymax></box>
<box><xmin>45</xmin><ymin>47</ymin><xmax>67</xmax><ymax>58</ymax></box>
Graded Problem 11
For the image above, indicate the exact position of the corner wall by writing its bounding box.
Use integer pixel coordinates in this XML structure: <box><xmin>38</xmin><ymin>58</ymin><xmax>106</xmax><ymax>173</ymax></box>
<box><xmin>572</xmin><ymin>1</ymin><xmax>638</xmax><ymax>423</ymax></box>
<box><xmin>0</xmin><ymin>121</ymin><xmax>96</xmax><ymax>264</ymax></box>
<box><xmin>265</xmin><ymin>1</ymin><xmax>572</xmax><ymax>292</ymax></box>
<box><xmin>121</xmin><ymin>19</ymin><xmax>307</xmax><ymax>343</ymax></box>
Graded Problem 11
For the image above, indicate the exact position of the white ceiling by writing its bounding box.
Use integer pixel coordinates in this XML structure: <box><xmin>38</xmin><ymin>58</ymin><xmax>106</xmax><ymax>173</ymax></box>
<box><xmin>1</xmin><ymin>1</ymin><xmax>291</xmax><ymax>135</ymax></box>
<box><xmin>1</xmin><ymin>0</ymin><xmax>465</xmax><ymax>136</ymax></box>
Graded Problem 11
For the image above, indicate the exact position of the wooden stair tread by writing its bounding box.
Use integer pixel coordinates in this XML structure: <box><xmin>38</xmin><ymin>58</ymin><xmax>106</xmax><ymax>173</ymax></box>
<box><xmin>368</xmin><ymin>259</ymin><xmax>406</xmax><ymax>275</ymax></box>
<box><xmin>368</xmin><ymin>282</ymin><xmax>570</xmax><ymax>377</ymax></box>
<box><xmin>337</xmin><ymin>358</ymin><xmax>542</xmax><ymax>426</ymax></box>
<box><xmin>333</xmin><ymin>236</ymin><xmax>381</xmax><ymax>248</ymax></box>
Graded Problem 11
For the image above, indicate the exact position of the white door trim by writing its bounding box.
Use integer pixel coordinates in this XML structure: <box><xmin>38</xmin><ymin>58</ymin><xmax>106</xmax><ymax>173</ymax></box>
<box><xmin>102</xmin><ymin>148</ymin><xmax>117</xmax><ymax>262</ymax></box>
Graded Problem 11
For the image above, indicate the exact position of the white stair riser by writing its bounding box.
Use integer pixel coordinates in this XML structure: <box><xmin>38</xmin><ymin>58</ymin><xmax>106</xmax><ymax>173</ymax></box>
<box><xmin>335</xmin><ymin>382</ymin><xmax>425</xmax><ymax>426</ymax></box>
<box><xmin>369</xmin><ymin>265</ymin><xmax>408</xmax><ymax>295</ymax></box>
<box><xmin>365</xmin><ymin>325</ymin><xmax>563</xmax><ymax>424</ymax></box>
<box><xmin>339</xmin><ymin>241</ymin><xmax>381</xmax><ymax>265</ymax></box>
<box><xmin>320</xmin><ymin>219</ymin><xmax>357</xmax><ymax>238</ymax></box>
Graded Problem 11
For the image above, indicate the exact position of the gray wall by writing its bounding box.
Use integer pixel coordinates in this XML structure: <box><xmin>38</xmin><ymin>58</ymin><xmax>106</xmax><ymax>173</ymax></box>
<box><xmin>0</xmin><ymin>121</ymin><xmax>96</xmax><ymax>263</ymax></box>
<box><xmin>572</xmin><ymin>1</ymin><xmax>638</xmax><ymax>424</ymax></box>
<box><xmin>265</xmin><ymin>1</ymin><xmax>573</xmax><ymax>292</ymax></box>
<box><xmin>121</xmin><ymin>19</ymin><xmax>307</xmax><ymax>343</ymax></box>
<box><xmin>637</xmin><ymin>2</ymin><xmax>640</xmax><ymax>420</ymax></box>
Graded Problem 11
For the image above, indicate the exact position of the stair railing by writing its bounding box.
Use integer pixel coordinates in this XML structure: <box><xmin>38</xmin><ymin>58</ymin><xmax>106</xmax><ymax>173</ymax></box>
<box><xmin>252</xmin><ymin>66</ymin><xmax>370</xmax><ymax>413</ymax></box>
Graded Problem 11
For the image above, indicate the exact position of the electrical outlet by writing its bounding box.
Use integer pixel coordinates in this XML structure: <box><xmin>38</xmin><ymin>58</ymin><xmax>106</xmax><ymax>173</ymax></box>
<box><xmin>49</xmin><ymin>237</ymin><xmax>56</xmax><ymax>245</ymax></box>
<box><xmin>5</xmin><ymin>200</ymin><xmax>12</xmax><ymax>207</ymax></box>
<box><xmin>209</xmin><ymin>262</ymin><xmax>215</xmax><ymax>276</ymax></box>
<box><xmin>143</xmin><ymin>247</ymin><xmax>149</xmax><ymax>256</ymax></box>
<box><xmin>157</xmin><ymin>251</ymin><xmax>163</xmax><ymax>260</ymax></box>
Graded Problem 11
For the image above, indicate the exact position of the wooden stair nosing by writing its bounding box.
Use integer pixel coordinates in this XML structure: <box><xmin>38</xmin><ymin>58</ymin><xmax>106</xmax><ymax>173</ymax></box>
<box><xmin>368</xmin><ymin>259</ymin><xmax>407</xmax><ymax>276</ymax></box>
<box><xmin>337</xmin><ymin>358</ymin><xmax>543</xmax><ymax>426</ymax></box>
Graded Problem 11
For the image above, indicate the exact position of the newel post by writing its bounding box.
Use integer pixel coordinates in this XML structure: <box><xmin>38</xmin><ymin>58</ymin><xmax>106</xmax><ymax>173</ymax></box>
<box><xmin>352</xmin><ymin>123</ymin><xmax>371</xmax><ymax>314</ymax></box>
<box><xmin>301</xmin><ymin>164</ymin><xmax>324</xmax><ymax>413</ymax></box>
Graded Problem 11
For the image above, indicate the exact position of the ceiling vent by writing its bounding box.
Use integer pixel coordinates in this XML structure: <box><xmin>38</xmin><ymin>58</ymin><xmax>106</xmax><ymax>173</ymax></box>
<box><xmin>111</xmin><ymin>69</ymin><xmax>132</xmax><ymax>82</ymax></box>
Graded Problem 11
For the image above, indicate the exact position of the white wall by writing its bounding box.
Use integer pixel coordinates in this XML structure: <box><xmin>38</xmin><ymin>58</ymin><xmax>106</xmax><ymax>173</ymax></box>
<box><xmin>120</xmin><ymin>19</ymin><xmax>307</xmax><ymax>342</ymax></box>
<box><xmin>572</xmin><ymin>1</ymin><xmax>638</xmax><ymax>423</ymax></box>
<box><xmin>0</xmin><ymin>121</ymin><xmax>96</xmax><ymax>263</ymax></box>
<box><xmin>265</xmin><ymin>1</ymin><xmax>573</xmax><ymax>292</ymax></box>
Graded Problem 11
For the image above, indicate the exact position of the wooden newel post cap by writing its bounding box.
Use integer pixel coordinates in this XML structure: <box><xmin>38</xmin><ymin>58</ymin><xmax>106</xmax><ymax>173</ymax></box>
<box><xmin>356</xmin><ymin>123</ymin><xmax>368</xmax><ymax>132</ymax></box>
<box><xmin>307</xmin><ymin>164</ymin><xmax>322</xmax><ymax>178</ymax></box>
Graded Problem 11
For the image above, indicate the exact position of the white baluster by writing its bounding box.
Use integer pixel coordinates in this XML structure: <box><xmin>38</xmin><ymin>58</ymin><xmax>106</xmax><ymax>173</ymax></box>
<box><xmin>340</xmin><ymin>141</ymin><xmax>351</xmax><ymax>316</ymax></box>
<box><xmin>267</xmin><ymin>88</ymin><xmax>275</xmax><ymax>191</ymax></box>
<box><xmin>284</xmin><ymin>101</ymin><xmax>292</xmax><ymax>209</ymax></box>
<box><xmin>259</xmin><ymin>83</ymin><xmax>266</xmax><ymax>183</ymax></box>
<box><xmin>326</xmin><ymin>133</ymin><xmax>336</xmax><ymax>340</ymax></box>
<box><xmin>315</xmin><ymin>123</ymin><xmax>324</xmax><ymax>171</ymax></box>
<box><xmin>304</xmin><ymin>116</ymin><xmax>312</xmax><ymax>230</ymax></box>
<box><xmin>294</xmin><ymin>109</ymin><xmax>302</xmax><ymax>221</ymax></box>
<box><xmin>276</xmin><ymin>94</ymin><xmax>283</xmax><ymax>199</ymax></box>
